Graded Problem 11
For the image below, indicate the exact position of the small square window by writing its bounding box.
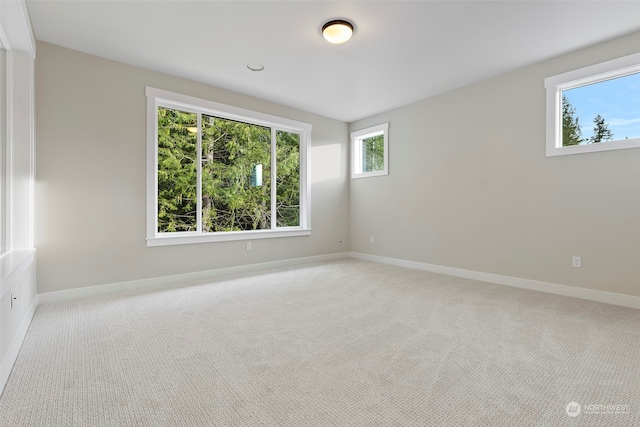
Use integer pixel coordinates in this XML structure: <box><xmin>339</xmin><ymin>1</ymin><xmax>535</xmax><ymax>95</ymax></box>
<box><xmin>351</xmin><ymin>123</ymin><xmax>389</xmax><ymax>178</ymax></box>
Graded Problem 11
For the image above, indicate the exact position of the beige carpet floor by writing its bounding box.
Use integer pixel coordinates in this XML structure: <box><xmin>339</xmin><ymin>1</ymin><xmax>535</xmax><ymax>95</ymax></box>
<box><xmin>1</xmin><ymin>258</ymin><xmax>638</xmax><ymax>426</ymax></box>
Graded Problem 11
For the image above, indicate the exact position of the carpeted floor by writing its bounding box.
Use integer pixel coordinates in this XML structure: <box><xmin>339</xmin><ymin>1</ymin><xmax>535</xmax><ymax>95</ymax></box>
<box><xmin>1</xmin><ymin>259</ymin><xmax>638</xmax><ymax>426</ymax></box>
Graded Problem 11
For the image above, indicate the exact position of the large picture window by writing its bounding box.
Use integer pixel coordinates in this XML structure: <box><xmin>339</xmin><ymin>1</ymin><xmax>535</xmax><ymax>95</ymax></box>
<box><xmin>545</xmin><ymin>53</ymin><xmax>640</xmax><ymax>157</ymax></box>
<box><xmin>146</xmin><ymin>87</ymin><xmax>311</xmax><ymax>246</ymax></box>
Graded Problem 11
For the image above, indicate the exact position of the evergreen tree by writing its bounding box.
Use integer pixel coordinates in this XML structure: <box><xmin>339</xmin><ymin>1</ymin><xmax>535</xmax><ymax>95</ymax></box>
<box><xmin>275</xmin><ymin>130</ymin><xmax>301</xmax><ymax>227</ymax></box>
<box><xmin>561</xmin><ymin>95</ymin><xmax>584</xmax><ymax>146</ymax></box>
<box><xmin>157</xmin><ymin>107</ymin><xmax>301</xmax><ymax>233</ymax></box>
<box><xmin>157</xmin><ymin>108</ymin><xmax>198</xmax><ymax>232</ymax></box>
<box><xmin>201</xmin><ymin>115</ymin><xmax>272</xmax><ymax>232</ymax></box>
<box><xmin>588</xmin><ymin>114</ymin><xmax>614</xmax><ymax>144</ymax></box>
<box><xmin>362</xmin><ymin>134</ymin><xmax>385</xmax><ymax>172</ymax></box>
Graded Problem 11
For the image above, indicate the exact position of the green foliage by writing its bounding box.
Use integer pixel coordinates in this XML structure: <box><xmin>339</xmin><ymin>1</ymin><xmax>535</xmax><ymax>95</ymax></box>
<box><xmin>276</xmin><ymin>131</ymin><xmax>300</xmax><ymax>227</ymax></box>
<box><xmin>588</xmin><ymin>114</ymin><xmax>614</xmax><ymax>144</ymax></box>
<box><xmin>157</xmin><ymin>107</ymin><xmax>301</xmax><ymax>233</ymax></box>
<box><xmin>562</xmin><ymin>95</ymin><xmax>617</xmax><ymax>146</ymax></box>
<box><xmin>201</xmin><ymin>115</ymin><xmax>271</xmax><ymax>232</ymax></box>
<box><xmin>157</xmin><ymin>108</ymin><xmax>197</xmax><ymax>232</ymax></box>
<box><xmin>362</xmin><ymin>134</ymin><xmax>384</xmax><ymax>172</ymax></box>
<box><xmin>561</xmin><ymin>95</ymin><xmax>584</xmax><ymax>146</ymax></box>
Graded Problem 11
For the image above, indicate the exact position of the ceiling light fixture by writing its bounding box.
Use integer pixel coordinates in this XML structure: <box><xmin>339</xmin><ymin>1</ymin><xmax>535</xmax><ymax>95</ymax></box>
<box><xmin>322</xmin><ymin>19</ymin><xmax>354</xmax><ymax>44</ymax></box>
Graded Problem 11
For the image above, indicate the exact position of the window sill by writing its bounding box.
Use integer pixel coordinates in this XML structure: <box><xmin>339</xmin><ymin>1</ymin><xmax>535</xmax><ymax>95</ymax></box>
<box><xmin>146</xmin><ymin>228</ymin><xmax>311</xmax><ymax>247</ymax></box>
<box><xmin>351</xmin><ymin>170</ymin><xmax>389</xmax><ymax>179</ymax></box>
<box><xmin>546</xmin><ymin>138</ymin><xmax>640</xmax><ymax>157</ymax></box>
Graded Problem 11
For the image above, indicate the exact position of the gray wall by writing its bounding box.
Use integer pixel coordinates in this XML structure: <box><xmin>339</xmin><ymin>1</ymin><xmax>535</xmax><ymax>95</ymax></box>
<box><xmin>36</xmin><ymin>33</ymin><xmax>640</xmax><ymax>298</ymax></box>
<box><xmin>35</xmin><ymin>42</ymin><xmax>350</xmax><ymax>294</ymax></box>
<box><xmin>349</xmin><ymin>32</ymin><xmax>640</xmax><ymax>297</ymax></box>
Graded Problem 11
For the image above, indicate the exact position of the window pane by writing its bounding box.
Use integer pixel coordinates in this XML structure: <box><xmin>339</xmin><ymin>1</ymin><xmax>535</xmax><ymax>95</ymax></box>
<box><xmin>202</xmin><ymin>115</ymin><xmax>271</xmax><ymax>231</ymax></box>
<box><xmin>276</xmin><ymin>131</ymin><xmax>300</xmax><ymax>227</ymax></box>
<box><xmin>362</xmin><ymin>134</ymin><xmax>385</xmax><ymax>172</ymax></box>
<box><xmin>562</xmin><ymin>72</ymin><xmax>640</xmax><ymax>146</ymax></box>
<box><xmin>157</xmin><ymin>107</ymin><xmax>198</xmax><ymax>232</ymax></box>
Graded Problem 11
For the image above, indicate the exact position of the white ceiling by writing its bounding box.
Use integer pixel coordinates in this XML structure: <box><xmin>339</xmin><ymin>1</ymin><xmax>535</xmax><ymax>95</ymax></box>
<box><xmin>26</xmin><ymin>1</ymin><xmax>640</xmax><ymax>123</ymax></box>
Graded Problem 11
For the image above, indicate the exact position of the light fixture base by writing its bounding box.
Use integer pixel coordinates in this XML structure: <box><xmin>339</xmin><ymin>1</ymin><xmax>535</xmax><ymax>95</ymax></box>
<box><xmin>322</xmin><ymin>19</ymin><xmax>354</xmax><ymax>44</ymax></box>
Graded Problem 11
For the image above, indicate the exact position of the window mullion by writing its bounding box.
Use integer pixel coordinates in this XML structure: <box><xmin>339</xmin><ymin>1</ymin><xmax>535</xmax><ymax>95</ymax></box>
<box><xmin>196</xmin><ymin>113</ymin><xmax>203</xmax><ymax>233</ymax></box>
<box><xmin>151</xmin><ymin>102</ymin><xmax>160</xmax><ymax>239</ymax></box>
<box><xmin>271</xmin><ymin>128</ymin><xmax>277</xmax><ymax>229</ymax></box>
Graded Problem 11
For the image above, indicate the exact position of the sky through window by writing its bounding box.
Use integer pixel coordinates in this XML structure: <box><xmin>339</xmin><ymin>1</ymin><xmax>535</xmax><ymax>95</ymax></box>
<box><xmin>562</xmin><ymin>73</ymin><xmax>640</xmax><ymax>142</ymax></box>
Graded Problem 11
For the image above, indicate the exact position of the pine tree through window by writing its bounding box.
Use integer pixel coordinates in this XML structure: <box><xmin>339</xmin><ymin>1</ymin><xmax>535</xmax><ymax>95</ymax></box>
<box><xmin>545</xmin><ymin>53</ymin><xmax>640</xmax><ymax>156</ymax></box>
<box><xmin>147</xmin><ymin>87</ymin><xmax>310</xmax><ymax>246</ymax></box>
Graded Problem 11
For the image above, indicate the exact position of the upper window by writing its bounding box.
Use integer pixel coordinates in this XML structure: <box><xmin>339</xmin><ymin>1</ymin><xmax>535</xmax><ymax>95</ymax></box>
<box><xmin>351</xmin><ymin>123</ymin><xmax>389</xmax><ymax>178</ymax></box>
<box><xmin>545</xmin><ymin>53</ymin><xmax>640</xmax><ymax>156</ymax></box>
<box><xmin>146</xmin><ymin>87</ymin><xmax>311</xmax><ymax>246</ymax></box>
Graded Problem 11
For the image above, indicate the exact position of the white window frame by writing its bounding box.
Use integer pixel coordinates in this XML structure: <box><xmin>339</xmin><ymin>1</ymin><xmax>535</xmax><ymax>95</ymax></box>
<box><xmin>545</xmin><ymin>53</ymin><xmax>640</xmax><ymax>157</ymax></box>
<box><xmin>146</xmin><ymin>87</ymin><xmax>311</xmax><ymax>247</ymax></box>
<box><xmin>351</xmin><ymin>122</ymin><xmax>389</xmax><ymax>179</ymax></box>
<box><xmin>0</xmin><ymin>47</ymin><xmax>6</xmax><ymax>255</ymax></box>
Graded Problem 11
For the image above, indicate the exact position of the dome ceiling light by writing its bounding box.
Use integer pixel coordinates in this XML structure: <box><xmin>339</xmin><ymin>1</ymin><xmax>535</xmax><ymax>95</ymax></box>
<box><xmin>322</xmin><ymin>19</ymin><xmax>354</xmax><ymax>44</ymax></box>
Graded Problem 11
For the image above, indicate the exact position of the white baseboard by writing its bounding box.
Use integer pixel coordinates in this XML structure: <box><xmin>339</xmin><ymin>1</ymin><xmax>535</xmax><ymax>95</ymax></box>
<box><xmin>38</xmin><ymin>252</ymin><xmax>350</xmax><ymax>305</ymax></box>
<box><xmin>1</xmin><ymin>298</ymin><xmax>37</xmax><ymax>393</ymax></box>
<box><xmin>349</xmin><ymin>252</ymin><xmax>640</xmax><ymax>309</ymax></box>
<box><xmin>37</xmin><ymin>251</ymin><xmax>639</xmax><ymax>309</ymax></box>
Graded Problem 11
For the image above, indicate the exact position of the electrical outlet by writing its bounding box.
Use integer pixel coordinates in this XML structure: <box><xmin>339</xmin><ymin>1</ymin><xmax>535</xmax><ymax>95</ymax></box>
<box><xmin>246</xmin><ymin>242</ymin><xmax>252</xmax><ymax>251</ymax></box>
<box><xmin>370</xmin><ymin>236</ymin><xmax>374</xmax><ymax>244</ymax></box>
<box><xmin>572</xmin><ymin>256</ymin><xmax>582</xmax><ymax>268</ymax></box>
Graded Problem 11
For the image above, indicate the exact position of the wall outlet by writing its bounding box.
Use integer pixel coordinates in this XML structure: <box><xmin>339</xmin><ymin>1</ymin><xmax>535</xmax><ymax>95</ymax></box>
<box><xmin>370</xmin><ymin>236</ymin><xmax>374</xmax><ymax>244</ymax></box>
<box><xmin>246</xmin><ymin>242</ymin><xmax>252</xmax><ymax>251</ymax></box>
<box><xmin>572</xmin><ymin>256</ymin><xmax>582</xmax><ymax>268</ymax></box>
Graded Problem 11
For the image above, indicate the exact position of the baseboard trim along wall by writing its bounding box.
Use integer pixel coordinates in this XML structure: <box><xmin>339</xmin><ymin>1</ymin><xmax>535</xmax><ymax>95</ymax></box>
<box><xmin>37</xmin><ymin>252</ymin><xmax>350</xmax><ymax>305</ymax></box>
<box><xmin>349</xmin><ymin>252</ymin><xmax>640</xmax><ymax>310</ymax></box>
<box><xmin>37</xmin><ymin>251</ymin><xmax>639</xmax><ymax>309</ymax></box>
<box><xmin>1</xmin><ymin>298</ymin><xmax>37</xmax><ymax>393</ymax></box>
